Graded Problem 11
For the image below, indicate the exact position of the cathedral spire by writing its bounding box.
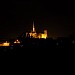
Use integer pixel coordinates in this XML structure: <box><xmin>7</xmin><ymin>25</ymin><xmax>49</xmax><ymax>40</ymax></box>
<box><xmin>33</xmin><ymin>21</ymin><xmax>35</xmax><ymax>32</ymax></box>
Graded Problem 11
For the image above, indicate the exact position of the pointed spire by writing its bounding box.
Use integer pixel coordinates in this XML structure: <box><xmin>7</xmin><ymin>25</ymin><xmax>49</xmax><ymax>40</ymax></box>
<box><xmin>33</xmin><ymin>21</ymin><xmax>35</xmax><ymax>32</ymax></box>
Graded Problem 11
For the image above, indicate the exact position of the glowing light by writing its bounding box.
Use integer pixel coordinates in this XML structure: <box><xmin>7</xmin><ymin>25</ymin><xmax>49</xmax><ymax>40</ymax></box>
<box><xmin>41</xmin><ymin>34</ymin><xmax>47</xmax><ymax>39</ymax></box>
<box><xmin>0</xmin><ymin>44</ymin><xmax>3</xmax><ymax>46</ymax></box>
<box><xmin>26</xmin><ymin>21</ymin><xmax>48</xmax><ymax>39</ymax></box>
<box><xmin>14</xmin><ymin>39</ymin><xmax>20</xmax><ymax>44</ymax></box>
<box><xmin>2</xmin><ymin>41</ymin><xmax>10</xmax><ymax>46</ymax></box>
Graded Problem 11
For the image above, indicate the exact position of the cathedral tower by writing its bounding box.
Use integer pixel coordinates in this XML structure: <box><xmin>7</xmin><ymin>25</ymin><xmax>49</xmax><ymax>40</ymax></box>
<box><xmin>33</xmin><ymin>21</ymin><xmax>36</xmax><ymax>32</ymax></box>
<box><xmin>26</xmin><ymin>21</ymin><xmax>48</xmax><ymax>39</ymax></box>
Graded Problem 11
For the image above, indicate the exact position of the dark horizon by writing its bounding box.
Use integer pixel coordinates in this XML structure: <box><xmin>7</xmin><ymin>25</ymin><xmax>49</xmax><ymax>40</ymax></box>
<box><xmin>0</xmin><ymin>1</ymin><xmax>75</xmax><ymax>39</ymax></box>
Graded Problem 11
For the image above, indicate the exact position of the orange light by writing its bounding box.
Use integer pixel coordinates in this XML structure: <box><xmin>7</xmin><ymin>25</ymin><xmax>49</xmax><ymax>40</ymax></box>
<box><xmin>0</xmin><ymin>44</ymin><xmax>3</xmax><ymax>46</ymax></box>
<box><xmin>14</xmin><ymin>39</ymin><xmax>20</xmax><ymax>44</ymax></box>
<box><xmin>2</xmin><ymin>41</ymin><xmax>10</xmax><ymax>46</ymax></box>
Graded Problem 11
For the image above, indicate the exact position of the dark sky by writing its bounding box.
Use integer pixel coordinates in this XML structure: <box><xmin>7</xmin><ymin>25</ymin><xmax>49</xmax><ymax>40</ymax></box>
<box><xmin>0</xmin><ymin>0</ymin><xmax>75</xmax><ymax>39</ymax></box>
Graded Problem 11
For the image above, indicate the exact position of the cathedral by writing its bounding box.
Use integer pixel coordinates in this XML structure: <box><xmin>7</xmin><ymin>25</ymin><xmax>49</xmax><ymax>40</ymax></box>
<box><xmin>26</xmin><ymin>22</ymin><xmax>48</xmax><ymax>39</ymax></box>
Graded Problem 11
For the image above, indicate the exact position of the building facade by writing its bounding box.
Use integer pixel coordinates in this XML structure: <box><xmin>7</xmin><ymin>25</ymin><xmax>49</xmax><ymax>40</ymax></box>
<box><xmin>26</xmin><ymin>22</ymin><xmax>48</xmax><ymax>39</ymax></box>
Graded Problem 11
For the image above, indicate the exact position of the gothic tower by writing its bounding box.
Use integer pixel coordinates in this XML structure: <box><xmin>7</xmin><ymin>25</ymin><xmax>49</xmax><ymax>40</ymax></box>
<box><xmin>26</xmin><ymin>21</ymin><xmax>48</xmax><ymax>39</ymax></box>
<box><xmin>32</xmin><ymin>21</ymin><xmax>36</xmax><ymax>32</ymax></box>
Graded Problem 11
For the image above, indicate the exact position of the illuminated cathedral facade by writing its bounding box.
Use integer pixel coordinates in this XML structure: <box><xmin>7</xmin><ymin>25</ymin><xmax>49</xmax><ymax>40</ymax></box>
<box><xmin>26</xmin><ymin>22</ymin><xmax>48</xmax><ymax>39</ymax></box>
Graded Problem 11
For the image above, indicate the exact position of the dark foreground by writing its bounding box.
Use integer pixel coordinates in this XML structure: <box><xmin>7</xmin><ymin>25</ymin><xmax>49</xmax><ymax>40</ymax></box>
<box><xmin>0</xmin><ymin>38</ymin><xmax>74</xmax><ymax>74</ymax></box>
<box><xmin>0</xmin><ymin>38</ymin><xmax>75</xmax><ymax>56</ymax></box>
<box><xmin>0</xmin><ymin>38</ymin><xmax>75</xmax><ymax>73</ymax></box>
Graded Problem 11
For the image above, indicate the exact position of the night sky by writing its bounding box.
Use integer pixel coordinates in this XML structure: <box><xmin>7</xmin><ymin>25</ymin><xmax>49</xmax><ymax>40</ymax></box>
<box><xmin>0</xmin><ymin>1</ymin><xmax>75</xmax><ymax>39</ymax></box>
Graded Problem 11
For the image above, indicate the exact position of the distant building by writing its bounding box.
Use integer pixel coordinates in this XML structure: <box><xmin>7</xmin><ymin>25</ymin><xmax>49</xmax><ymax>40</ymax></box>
<box><xmin>14</xmin><ymin>39</ymin><xmax>20</xmax><ymax>44</ymax></box>
<box><xmin>0</xmin><ymin>41</ymin><xmax>10</xmax><ymax>46</ymax></box>
<box><xmin>26</xmin><ymin>21</ymin><xmax>48</xmax><ymax>39</ymax></box>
